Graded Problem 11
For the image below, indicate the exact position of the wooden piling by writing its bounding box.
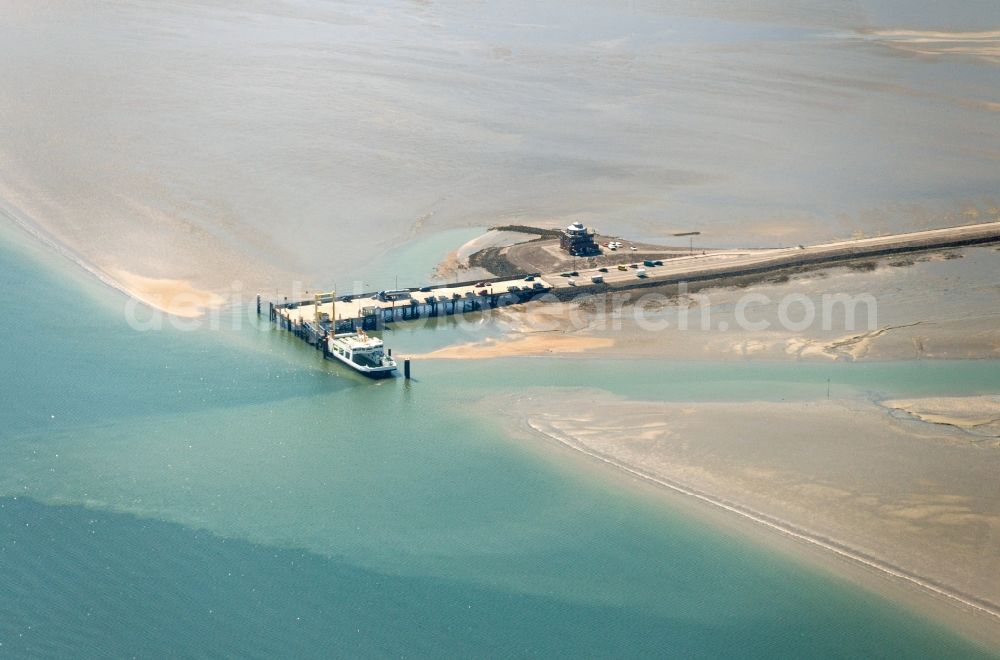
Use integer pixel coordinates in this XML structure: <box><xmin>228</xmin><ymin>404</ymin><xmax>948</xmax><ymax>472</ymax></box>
<box><xmin>256</xmin><ymin>294</ymin><xmax>261</xmax><ymax>316</ymax></box>
<box><xmin>404</xmin><ymin>359</ymin><xmax>411</xmax><ymax>379</ymax></box>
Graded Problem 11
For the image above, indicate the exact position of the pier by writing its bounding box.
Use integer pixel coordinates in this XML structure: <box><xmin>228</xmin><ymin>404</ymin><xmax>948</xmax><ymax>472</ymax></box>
<box><xmin>538</xmin><ymin>220</ymin><xmax>1000</xmax><ymax>297</ymax></box>
<box><xmin>264</xmin><ymin>221</ymin><xmax>1000</xmax><ymax>361</ymax></box>
<box><xmin>269</xmin><ymin>274</ymin><xmax>553</xmax><ymax>335</ymax></box>
<box><xmin>265</xmin><ymin>275</ymin><xmax>556</xmax><ymax>373</ymax></box>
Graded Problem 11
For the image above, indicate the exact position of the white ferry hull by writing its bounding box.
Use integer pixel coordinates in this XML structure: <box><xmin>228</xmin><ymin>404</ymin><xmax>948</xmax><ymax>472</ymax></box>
<box><xmin>328</xmin><ymin>349</ymin><xmax>397</xmax><ymax>377</ymax></box>
<box><xmin>325</xmin><ymin>331</ymin><xmax>398</xmax><ymax>378</ymax></box>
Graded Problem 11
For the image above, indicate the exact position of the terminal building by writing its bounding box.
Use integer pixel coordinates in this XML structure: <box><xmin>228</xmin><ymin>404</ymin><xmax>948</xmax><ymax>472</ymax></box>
<box><xmin>559</xmin><ymin>221</ymin><xmax>600</xmax><ymax>256</ymax></box>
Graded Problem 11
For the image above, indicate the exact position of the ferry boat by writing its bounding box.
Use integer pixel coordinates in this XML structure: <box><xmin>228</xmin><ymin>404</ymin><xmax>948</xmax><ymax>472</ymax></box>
<box><xmin>326</xmin><ymin>330</ymin><xmax>397</xmax><ymax>377</ymax></box>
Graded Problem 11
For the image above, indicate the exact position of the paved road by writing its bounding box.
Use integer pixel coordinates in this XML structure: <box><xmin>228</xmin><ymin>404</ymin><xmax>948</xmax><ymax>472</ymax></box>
<box><xmin>545</xmin><ymin>221</ymin><xmax>1000</xmax><ymax>291</ymax></box>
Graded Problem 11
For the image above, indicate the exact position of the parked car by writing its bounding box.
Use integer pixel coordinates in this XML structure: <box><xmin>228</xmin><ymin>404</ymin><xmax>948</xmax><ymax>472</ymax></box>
<box><xmin>418</xmin><ymin>286</ymin><xmax>432</xmax><ymax>292</ymax></box>
<box><xmin>617</xmin><ymin>264</ymin><xmax>628</xmax><ymax>271</ymax></box>
<box><xmin>532</xmin><ymin>282</ymin><xmax>544</xmax><ymax>290</ymax></box>
<box><xmin>591</xmin><ymin>275</ymin><xmax>604</xmax><ymax>284</ymax></box>
<box><xmin>524</xmin><ymin>275</ymin><xmax>535</xmax><ymax>281</ymax></box>
<box><xmin>569</xmin><ymin>271</ymin><xmax>579</xmax><ymax>276</ymax></box>
<box><xmin>339</xmin><ymin>295</ymin><xmax>353</xmax><ymax>302</ymax></box>
<box><xmin>629</xmin><ymin>263</ymin><xmax>639</xmax><ymax>269</ymax></box>
<box><xmin>643</xmin><ymin>260</ymin><xmax>656</xmax><ymax>267</ymax></box>
<box><xmin>474</xmin><ymin>281</ymin><xmax>486</xmax><ymax>288</ymax></box>
<box><xmin>567</xmin><ymin>279</ymin><xmax>576</xmax><ymax>286</ymax></box>
<box><xmin>507</xmin><ymin>285</ymin><xmax>520</xmax><ymax>293</ymax></box>
<box><xmin>654</xmin><ymin>260</ymin><xmax>663</xmax><ymax>266</ymax></box>
<box><xmin>637</xmin><ymin>268</ymin><xmax>648</xmax><ymax>278</ymax></box>
<box><xmin>560</xmin><ymin>272</ymin><xmax>572</xmax><ymax>278</ymax></box>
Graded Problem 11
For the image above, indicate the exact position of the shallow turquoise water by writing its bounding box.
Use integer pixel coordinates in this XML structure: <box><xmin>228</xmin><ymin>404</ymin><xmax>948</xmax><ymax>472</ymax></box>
<box><xmin>1</xmin><ymin>224</ymin><xmax>997</xmax><ymax>658</ymax></box>
<box><xmin>344</xmin><ymin>226</ymin><xmax>487</xmax><ymax>294</ymax></box>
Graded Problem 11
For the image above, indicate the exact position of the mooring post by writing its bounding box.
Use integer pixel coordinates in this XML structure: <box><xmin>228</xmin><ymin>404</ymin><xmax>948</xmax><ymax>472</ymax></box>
<box><xmin>256</xmin><ymin>294</ymin><xmax>261</xmax><ymax>316</ymax></box>
<box><xmin>387</xmin><ymin>348</ymin><xmax>392</xmax><ymax>357</ymax></box>
<box><xmin>404</xmin><ymin>359</ymin><xmax>411</xmax><ymax>379</ymax></box>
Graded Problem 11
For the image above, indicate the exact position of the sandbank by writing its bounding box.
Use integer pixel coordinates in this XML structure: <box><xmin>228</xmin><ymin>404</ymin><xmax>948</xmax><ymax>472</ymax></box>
<box><xmin>413</xmin><ymin>332</ymin><xmax>614</xmax><ymax>360</ymax></box>
<box><xmin>498</xmin><ymin>390</ymin><xmax>1000</xmax><ymax>648</ymax></box>
<box><xmin>110</xmin><ymin>269</ymin><xmax>225</xmax><ymax>318</ymax></box>
<box><xmin>882</xmin><ymin>396</ymin><xmax>1000</xmax><ymax>439</ymax></box>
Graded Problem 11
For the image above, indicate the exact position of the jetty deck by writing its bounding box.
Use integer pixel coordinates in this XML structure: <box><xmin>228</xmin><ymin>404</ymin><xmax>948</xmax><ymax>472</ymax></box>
<box><xmin>270</xmin><ymin>275</ymin><xmax>554</xmax><ymax>337</ymax></box>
